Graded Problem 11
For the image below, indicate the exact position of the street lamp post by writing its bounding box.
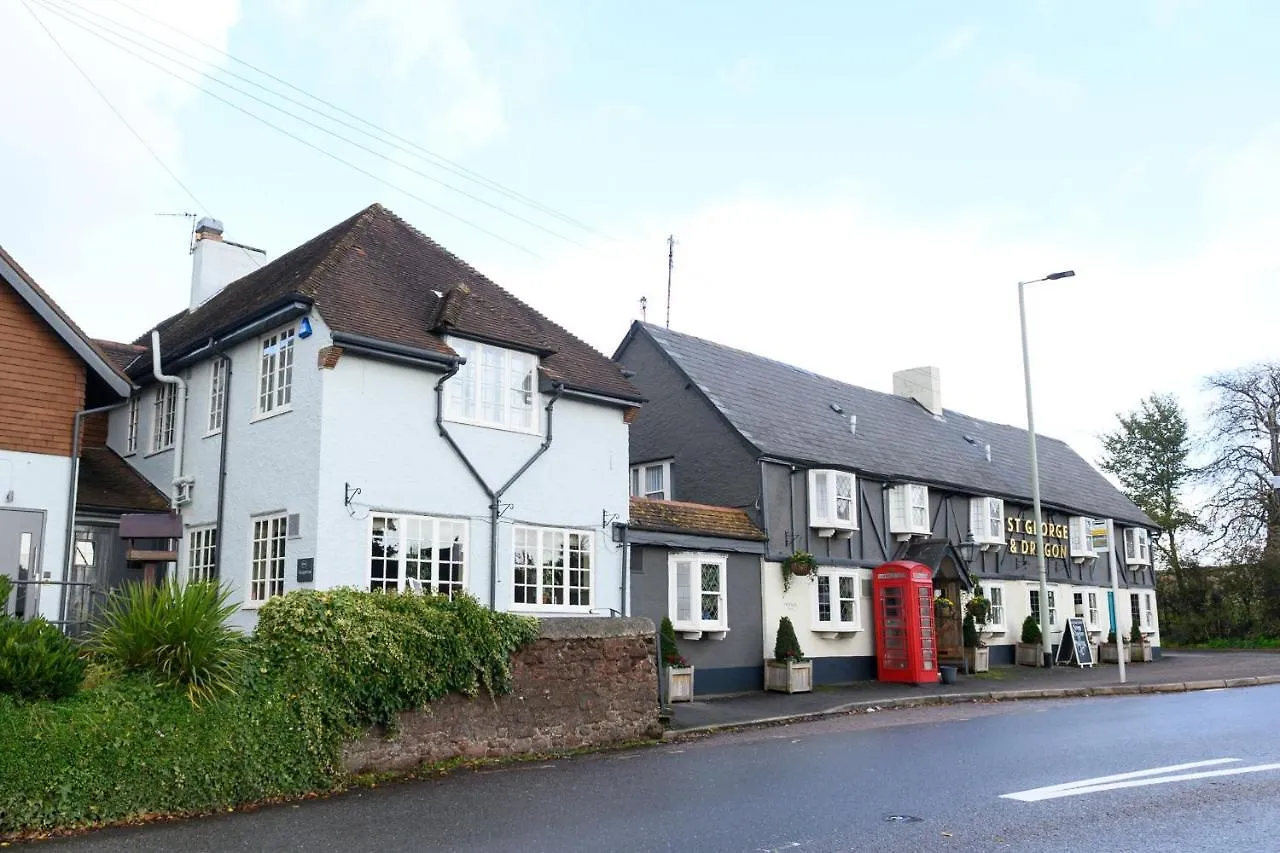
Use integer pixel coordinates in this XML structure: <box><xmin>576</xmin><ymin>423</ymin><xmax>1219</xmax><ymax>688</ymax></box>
<box><xmin>1018</xmin><ymin>269</ymin><xmax>1075</xmax><ymax>668</ymax></box>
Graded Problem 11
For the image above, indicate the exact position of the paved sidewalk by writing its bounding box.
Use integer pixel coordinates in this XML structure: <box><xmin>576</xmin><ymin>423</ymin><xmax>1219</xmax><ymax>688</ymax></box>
<box><xmin>667</xmin><ymin>650</ymin><xmax>1280</xmax><ymax>733</ymax></box>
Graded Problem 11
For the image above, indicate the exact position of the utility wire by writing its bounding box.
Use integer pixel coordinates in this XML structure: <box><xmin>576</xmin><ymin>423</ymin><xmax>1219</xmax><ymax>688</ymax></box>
<box><xmin>37</xmin><ymin>0</ymin><xmax>584</xmax><ymax>248</ymax></box>
<box><xmin>21</xmin><ymin>0</ymin><xmax>262</xmax><ymax>269</ymax></box>
<box><xmin>85</xmin><ymin>0</ymin><xmax>608</xmax><ymax>239</ymax></box>
<box><xmin>29</xmin><ymin>1</ymin><xmax>543</xmax><ymax>258</ymax></box>
<box><xmin>19</xmin><ymin>0</ymin><xmax>209</xmax><ymax>214</ymax></box>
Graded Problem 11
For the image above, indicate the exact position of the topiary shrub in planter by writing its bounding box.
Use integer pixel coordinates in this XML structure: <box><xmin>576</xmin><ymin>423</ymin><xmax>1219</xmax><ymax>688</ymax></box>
<box><xmin>1016</xmin><ymin>615</ymin><xmax>1043</xmax><ymax>667</ymax></box>
<box><xmin>765</xmin><ymin>616</ymin><xmax>812</xmax><ymax>693</ymax></box>
<box><xmin>1099</xmin><ymin>629</ymin><xmax>1122</xmax><ymax>663</ymax></box>
<box><xmin>659</xmin><ymin>616</ymin><xmax>693</xmax><ymax>702</ymax></box>
<box><xmin>1130</xmin><ymin>622</ymin><xmax>1152</xmax><ymax>662</ymax></box>
<box><xmin>0</xmin><ymin>616</ymin><xmax>86</xmax><ymax>701</ymax></box>
<box><xmin>963</xmin><ymin>613</ymin><xmax>989</xmax><ymax>673</ymax></box>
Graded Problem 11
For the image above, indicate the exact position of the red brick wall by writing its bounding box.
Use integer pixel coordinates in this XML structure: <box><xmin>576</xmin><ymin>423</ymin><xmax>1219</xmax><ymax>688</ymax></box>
<box><xmin>81</xmin><ymin>411</ymin><xmax>109</xmax><ymax>449</ymax></box>
<box><xmin>0</xmin><ymin>281</ymin><xmax>85</xmax><ymax>457</ymax></box>
<box><xmin>343</xmin><ymin>619</ymin><xmax>660</xmax><ymax>774</ymax></box>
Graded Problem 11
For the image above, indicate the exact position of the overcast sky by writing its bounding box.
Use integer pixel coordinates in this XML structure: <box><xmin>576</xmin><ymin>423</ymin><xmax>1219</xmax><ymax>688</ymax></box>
<box><xmin>1</xmin><ymin>0</ymin><xmax>1276</xmax><ymax>473</ymax></box>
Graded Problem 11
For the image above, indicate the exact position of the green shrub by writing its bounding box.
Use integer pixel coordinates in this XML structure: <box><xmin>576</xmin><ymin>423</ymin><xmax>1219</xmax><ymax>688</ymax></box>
<box><xmin>90</xmin><ymin>581</ymin><xmax>245</xmax><ymax>705</ymax></box>
<box><xmin>1130</xmin><ymin>621</ymin><xmax>1144</xmax><ymax>645</ymax></box>
<box><xmin>0</xmin><ymin>673</ymin><xmax>332</xmax><ymax>833</ymax></box>
<box><xmin>0</xmin><ymin>617</ymin><xmax>86</xmax><ymax>701</ymax></box>
<box><xmin>773</xmin><ymin>616</ymin><xmax>804</xmax><ymax>662</ymax></box>
<box><xmin>659</xmin><ymin>616</ymin><xmax>686</xmax><ymax>667</ymax></box>
<box><xmin>0</xmin><ymin>575</ymin><xmax>11</xmax><ymax>612</ymax></box>
<box><xmin>962</xmin><ymin>613</ymin><xmax>979</xmax><ymax>649</ymax></box>
<box><xmin>1020</xmin><ymin>615</ymin><xmax>1042</xmax><ymax>645</ymax></box>
<box><xmin>254</xmin><ymin>589</ymin><xmax>539</xmax><ymax>733</ymax></box>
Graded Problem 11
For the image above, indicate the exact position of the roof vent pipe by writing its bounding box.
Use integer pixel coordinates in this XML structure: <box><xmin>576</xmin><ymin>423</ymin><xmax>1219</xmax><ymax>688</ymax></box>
<box><xmin>151</xmin><ymin>331</ymin><xmax>189</xmax><ymax>509</ymax></box>
<box><xmin>985</xmin><ymin>443</ymin><xmax>992</xmax><ymax>463</ymax></box>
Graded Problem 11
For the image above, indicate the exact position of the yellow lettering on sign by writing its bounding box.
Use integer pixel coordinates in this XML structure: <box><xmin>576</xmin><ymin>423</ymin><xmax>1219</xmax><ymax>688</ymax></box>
<box><xmin>1007</xmin><ymin>518</ymin><xmax>1017</xmax><ymax>534</ymax></box>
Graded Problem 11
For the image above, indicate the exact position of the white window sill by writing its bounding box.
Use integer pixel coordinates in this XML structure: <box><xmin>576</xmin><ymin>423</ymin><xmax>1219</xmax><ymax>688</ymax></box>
<box><xmin>675</xmin><ymin>628</ymin><xmax>729</xmax><ymax>640</ymax></box>
<box><xmin>144</xmin><ymin>446</ymin><xmax>174</xmax><ymax>458</ymax></box>
<box><xmin>812</xmin><ymin>524</ymin><xmax>858</xmax><ymax>538</ymax></box>
<box><xmin>813</xmin><ymin>627</ymin><xmax>859</xmax><ymax>639</ymax></box>
<box><xmin>251</xmin><ymin>406</ymin><xmax>293</xmax><ymax>424</ymax></box>
<box><xmin>986</xmin><ymin>626</ymin><xmax>1007</xmax><ymax>634</ymax></box>
<box><xmin>204</xmin><ymin>429</ymin><xmax>223</xmax><ymax>439</ymax></box>
<box><xmin>511</xmin><ymin>606</ymin><xmax>595</xmax><ymax>616</ymax></box>
<box><xmin>123</xmin><ymin>450</ymin><xmax>137</xmax><ymax>458</ymax></box>
<box><xmin>890</xmin><ymin>528</ymin><xmax>931</xmax><ymax>538</ymax></box>
<box><xmin>442</xmin><ymin>414</ymin><xmax>540</xmax><ymax>437</ymax></box>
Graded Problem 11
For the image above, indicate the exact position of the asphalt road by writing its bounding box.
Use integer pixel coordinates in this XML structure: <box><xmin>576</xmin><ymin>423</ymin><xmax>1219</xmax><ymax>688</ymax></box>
<box><xmin>39</xmin><ymin>684</ymin><xmax>1280</xmax><ymax>852</ymax></box>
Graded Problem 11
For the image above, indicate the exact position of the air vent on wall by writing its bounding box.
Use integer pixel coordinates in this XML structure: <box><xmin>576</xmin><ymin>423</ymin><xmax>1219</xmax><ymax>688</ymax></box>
<box><xmin>286</xmin><ymin>513</ymin><xmax>302</xmax><ymax>540</ymax></box>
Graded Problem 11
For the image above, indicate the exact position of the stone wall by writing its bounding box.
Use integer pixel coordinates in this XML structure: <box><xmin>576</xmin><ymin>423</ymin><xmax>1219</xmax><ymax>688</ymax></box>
<box><xmin>343</xmin><ymin>617</ymin><xmax>660</xmax><ymax>775</ymax></box>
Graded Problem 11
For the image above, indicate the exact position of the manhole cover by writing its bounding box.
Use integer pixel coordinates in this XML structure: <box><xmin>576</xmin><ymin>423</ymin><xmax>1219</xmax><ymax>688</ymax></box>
<box><xmin>884</xmin><ymin>815</ymin><xmax>922</xmax><ymax>823</ymax></box>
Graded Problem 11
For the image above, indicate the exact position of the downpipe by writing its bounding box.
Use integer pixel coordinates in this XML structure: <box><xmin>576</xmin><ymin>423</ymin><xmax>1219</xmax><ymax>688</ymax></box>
<box><xmin>151</xmin><ymin>330</ymin><xmax>188</xmax><ymax>510</ymax></box>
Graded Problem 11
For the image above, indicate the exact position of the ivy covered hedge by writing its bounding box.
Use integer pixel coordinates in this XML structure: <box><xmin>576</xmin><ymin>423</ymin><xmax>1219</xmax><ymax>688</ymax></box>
<box><xmin>0</xmin><ymin>589</ymin><xmax>539</xmax><ymax>835</ymax></box>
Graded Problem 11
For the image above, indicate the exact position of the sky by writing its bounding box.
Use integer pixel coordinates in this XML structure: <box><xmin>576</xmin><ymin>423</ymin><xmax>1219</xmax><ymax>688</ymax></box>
<box><xmin>1</xmin><ymin>0</ymin><xmax>1277</xmax><ymax>476</ymax></box>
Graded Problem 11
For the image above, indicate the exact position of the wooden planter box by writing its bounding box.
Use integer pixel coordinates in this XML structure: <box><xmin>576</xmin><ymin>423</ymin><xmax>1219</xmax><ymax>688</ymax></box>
<box><xmin>965</xmin><ymin>646</ymin><xmax>990</xmax><ymax>673</ymax></box>
<box><xmin>1099</xmin><ymin>643</ymin><xmax>1122</xmax><ymax>663</ymax></box>
<box><xmin>764</xmin><ymin>659</ymin><xmax>813</xmax><ymax>693</ymax></box>
<box><xmin>665</xmin><ymin>666</ymin><xmax>694</xmax><ymax>702</ymax></box>
<box><xmin>1131</xmin><ymin>642</ymin><xmax>1153</xmax><ymax>663</ymax></box>
<box><xmin>1016</xmin><ymin>643</ymin><xmax>1043</xmax><ymax>667</ymax></box>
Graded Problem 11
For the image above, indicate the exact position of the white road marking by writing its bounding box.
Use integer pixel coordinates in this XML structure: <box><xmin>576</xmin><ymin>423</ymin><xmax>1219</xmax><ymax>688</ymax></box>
<box><xmin>1002</xmin><ymin>758</ymin><xmax>1280</xmax><ymax>802</ymax></box>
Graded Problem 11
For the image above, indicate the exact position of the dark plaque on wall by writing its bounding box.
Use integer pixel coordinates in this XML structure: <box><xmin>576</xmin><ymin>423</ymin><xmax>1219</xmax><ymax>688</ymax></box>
<box><xmin>296</xmin><ymin>557</ymin><xmax>315</xmax><ymax>584</ymax></box>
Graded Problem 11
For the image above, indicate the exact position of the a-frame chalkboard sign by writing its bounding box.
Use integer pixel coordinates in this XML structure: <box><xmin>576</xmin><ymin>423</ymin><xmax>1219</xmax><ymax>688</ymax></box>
<box><xmin>1055</xmin><ymin>617</ymin><xmax>1095</xmax><ymax>668</ymax></box>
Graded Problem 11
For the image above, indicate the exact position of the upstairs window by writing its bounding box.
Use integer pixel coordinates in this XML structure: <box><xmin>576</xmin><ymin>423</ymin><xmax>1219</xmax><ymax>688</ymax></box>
<box><xmin>257</xmin><ymin>328</ymin><xmax>296</xmax><ymax>417</ymax></box>
<box><xmin>808</xmin><ymin>470</ymin><xmax>857</xmax><ymax>532</ymax></box>
<box><xmin>969</xmin><ymin>497</ymin><xmax>1005</xmax><ymax>545</ymax></box>
<box><xmin>208</xmin><ymin>358</ymin><xmax>228</xmax><ymax>434</ymax></box>
<box><xmin>669</xmin><ymin>552</ymin><xmax>728</xmax><ymax>635</ymax></box>
<box><xmin>889</xmin><ymin>483</ymin><xmax>930</xmax><ymax>536</ymax></box>
<box><xmin>630</xmin><ymin>461</ymin><xmax>672</xmax><ymax>500</ymax></box>
<box><xmin>1124</xmin><ymin>528</ymin><xmax>1151</xmax><ymax>566</ymax></box>
<box><xmin>125</xmin><ymin>396</ymin><xmax>140</xmax><ymax>454</ymax></box>
<box><xmin>151</xmin><ymin>384</ymin><xmax>177</xmax><ymax>453</ymax></box>
<box><xmin>446</xmin><ymin>338</ymin><xmax>538</xmax><ymax>432</ymax></box>
<box><xmin>1069</xmin><ymin>516</ymin><xmax>1098</xmax><ymax>561</ymax></box>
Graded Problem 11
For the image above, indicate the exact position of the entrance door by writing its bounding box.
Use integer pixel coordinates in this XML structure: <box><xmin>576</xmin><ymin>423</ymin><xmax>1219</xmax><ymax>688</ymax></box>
<box><xmin>1</xmin><ymin>509</ymin><xmax>45</xmax><ymax>620</ymax></box>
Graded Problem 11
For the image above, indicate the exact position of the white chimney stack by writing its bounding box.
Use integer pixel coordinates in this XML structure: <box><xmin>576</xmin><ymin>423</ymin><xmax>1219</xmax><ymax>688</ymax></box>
<box><xmin>892</xmin><ymin>366</ymin><xmax>943</xmax><ymax>416</ymax></box>
<box><xmin>190</xmin><ymin>217</ymin><xmax>266</xmax><ymax>310</ymax></box>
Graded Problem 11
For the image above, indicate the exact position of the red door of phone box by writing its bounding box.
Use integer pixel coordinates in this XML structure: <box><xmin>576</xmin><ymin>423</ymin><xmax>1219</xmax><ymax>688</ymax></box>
<box><xmin>873</xmin><ymin>560</ymin><xmax>938</xmax><ymax>685</ymax></box>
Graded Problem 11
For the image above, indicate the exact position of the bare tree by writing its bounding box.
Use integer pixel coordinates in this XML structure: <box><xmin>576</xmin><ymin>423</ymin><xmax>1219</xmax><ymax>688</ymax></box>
<box><xmin>1203</xmin><ymin>363</ymin><xmax>1280</xmax><ymax>629</ymax></box>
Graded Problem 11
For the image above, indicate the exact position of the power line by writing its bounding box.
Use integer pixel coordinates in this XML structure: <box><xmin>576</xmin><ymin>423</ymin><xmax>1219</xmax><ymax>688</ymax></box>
<box><xmin>36</xmin><ymin>0</ymin><xmax>584</xmax><ymax>248</ymax></box>
<box><xmin>82</xmin><ymin>0</ymin><xmax>609</xmax><ymax>240</ymax></box>
<box><xmin>28</xmin><ymin>0</ymin><xmax>543</xmax><ymax>258</ymax></box>
<box><xmin>19</xmin><ymin>0</ymin><xmax>210</xmax><ymax>214</ymax></box>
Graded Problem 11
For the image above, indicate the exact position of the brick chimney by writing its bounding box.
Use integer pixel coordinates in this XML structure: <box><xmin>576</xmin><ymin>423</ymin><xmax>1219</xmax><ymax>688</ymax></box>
<box><xmin>190</xmin><ymin>217</ymin><xmax>266</xmax><ymax>310</ymax></box>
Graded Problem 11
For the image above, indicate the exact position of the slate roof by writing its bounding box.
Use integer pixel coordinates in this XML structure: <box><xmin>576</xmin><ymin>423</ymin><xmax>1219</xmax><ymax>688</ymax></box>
<box><xmin>629</xmin><ymin>497</ymin><xmax>767</xmax><ymax>541</ymax></box>
<box><xmin>76</xmin><ymin>447</ymin><xmax>170</xmax><ymax>513</ymax></box>
<box><xmin>130</xmin><ymin>204</ymin><xmax>640</xmax><ymax>403</ymax></box>
<box><xmin>95</xmin><ymin>339</ymin><xmax>147</xmax><ymax>374</ymax></box>
<box><xmin>625</xmin><ymin>323</ymin><xmax>1154</xmax><ymax>528</ymax></box>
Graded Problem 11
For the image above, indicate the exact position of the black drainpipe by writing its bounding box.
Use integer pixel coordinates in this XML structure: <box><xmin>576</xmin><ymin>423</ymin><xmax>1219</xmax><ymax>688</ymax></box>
<box><xmin>434</xmin><ymin>363</ymin><xmax>565</xmax><ymax>609</ymax></box>
<box><xmin>213</xmin><ymin>350</ymin><xmax>232</xmax><ymax>579</ymax></box>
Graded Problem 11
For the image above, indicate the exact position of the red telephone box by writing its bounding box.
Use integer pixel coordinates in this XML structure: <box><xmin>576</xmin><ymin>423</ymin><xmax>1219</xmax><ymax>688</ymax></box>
<box><xmin>873</xmin><ymin>560</ymin><xmax>938</xmax><ymax>684</ymax></box>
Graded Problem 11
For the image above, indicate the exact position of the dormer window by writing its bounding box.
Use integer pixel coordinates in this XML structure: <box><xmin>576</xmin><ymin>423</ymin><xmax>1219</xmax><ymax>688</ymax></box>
<box><xmin>808</xmin><ymin>470</ymin><xmax>857</xmax><ymax>536</ymax></box>
<box><xmin>969</xmin><ymin>496</ymin><xmax>1005</xmax><ymax>547</ymax></box>
<box><xmin>1124</xmin><ymin>528</ymin><xmax>1151</xmax><ymax>566</ymax></box>
<box><xmin>630</xmin><ymin>461</ymin><xmax>672</xmax><ymax>500</ymax></box>
<box><xmin>889</xmin><ymin>484</ymin><xmax>931</xmax><ymax>536</ymax></box>
<box><xmin>446</xmin><ymin>338</ymin><xmax>538</xmax><ymax>432</ymax></box>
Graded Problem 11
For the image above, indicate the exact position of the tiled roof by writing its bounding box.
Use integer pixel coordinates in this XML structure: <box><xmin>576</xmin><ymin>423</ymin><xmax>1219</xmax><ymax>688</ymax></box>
<box><xmin>94</xmin><ymin>339</ymin><xmax>147</xmax><ymax>374</ymax></box>
<box><xmin>629</xmin><ymin>497</ymin><xmax>767</xmax><ymax>541</ymax></box>
<box><xmin>76</xmin><ymin>447</ymin><xmax>170</xmax><ymax>513</ymax></box>
<box><xmin>626</xmin><ymin>322</ymin><xmax>1154</xmax><ymax>528</ymax></box>
<box><xmin>130</xmin><ymin>204</ymin><xmax>641</xmax><ymax>403</ymax></box>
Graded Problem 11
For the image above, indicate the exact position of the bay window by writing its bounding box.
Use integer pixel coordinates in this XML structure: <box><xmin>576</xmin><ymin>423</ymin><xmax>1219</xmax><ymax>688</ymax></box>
<box><xmin>808</xmin><ymin>469</ymin><xmax>857</xmax><ymax>532</ymax></box>
<box><xmin>669</xmin><ymin>552</ymin><xmax>728</xmax><ymax>635</ymax></box>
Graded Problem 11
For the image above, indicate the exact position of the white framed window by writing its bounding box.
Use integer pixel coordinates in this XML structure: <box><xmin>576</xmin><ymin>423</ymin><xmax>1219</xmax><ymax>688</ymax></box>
<box><xmin>125</xmin><ymin>396</ymin><xmax>140</xmax><ymax>454</ymax></box>
<box><xmin>984</xmin><ymin>583</ymin><xmax>1006</xmax><ymax>632</ymax></box>
<box><xmin>248</xmin><ymin>514</ymin><xmax>287</xmax><ymax>605</ymax></box>
<box><xmin>1144</xmin><ymin>593</ymin><xmax>1155</xmax><ymax>630</ymax></box>
<box><xmin>187</xmin><ymin>526</ymin><xmax>217</xmax><ymax>583</ymax></box>
<box><xmin>150</xmin><ymin>384</ymin><xmax>177</xmax><ymax>453</ymax></box>
<box><xmin>812</xmin><ymin>568</ymin><xmax>860</xmax><ymax>633</ymax></box>
<box><xmin>445</xmin><ymin>338</ymin><xmax>538</xmax><ymax>433</ymax></box>
<box><xmin>630</xmin><ymin>461</ymin><xmax>672</xmax><ymax>500</ymax></box>
<box><xmin>512</xmin><ymin>526</ymin><xmax>592</xmax><ymax>611</ymax></box>
<box><xmin>369</xmin><ymin>514</ymin><xmax>467</xmax><ymax>597</ymax></box>
<box><xmin>1069</xmin><ymin>517</ymin><xmax>1097</xmax><ymax>560</ymax></box>
<box><xmin>256</xmin><ymin>328</ymin><xmax>296</xmax><ymax>417</ymax></box>
<box><xmin>208</xmin><ymin>358</ymin><xmax>228</xmax><ymax>434</ymax></box>
<box><xmin>969</xmin><ymin>497</ymin><xmax>1005</xmax><ymax>546</ymax></box>
<box><xmin>1029</xmin><ymin>588</ymin><xmax>1058</xmax><ymax>628</ymax></box>
<box><xmin>669</xmin><ymin>552</ymin><xmax>728</xmax><ymax>635</ymax></box>
<box><xmin>808</xmin><ymin>469</ymin><xmax>857</xmax><ymax>532</ymax></box>
<box><xmin>1124</xmin><ymin>528</ymin><xmax>1151</xmax><ymax>566</ymax></box>
<box><xmin>1087</xmin><ymin>591</ymin><xmax>1101</xmax><ymax>630</ymax></box>
<box><xmin>889</xmin><ymin>483</ymin><xmax>930</xmax><ymax>535</ymax></box>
